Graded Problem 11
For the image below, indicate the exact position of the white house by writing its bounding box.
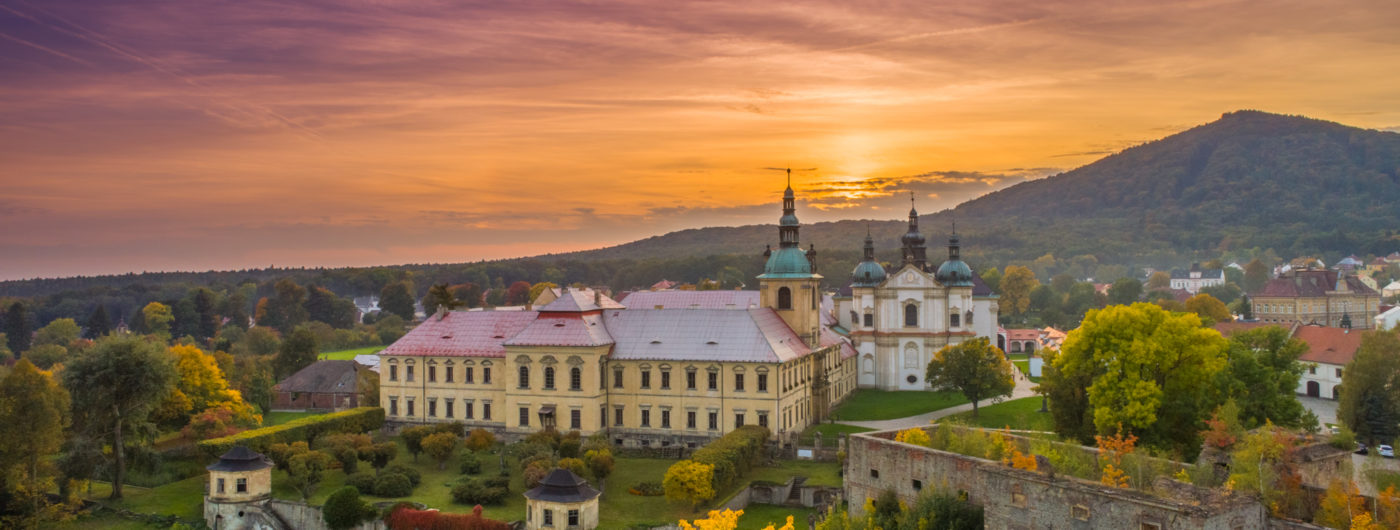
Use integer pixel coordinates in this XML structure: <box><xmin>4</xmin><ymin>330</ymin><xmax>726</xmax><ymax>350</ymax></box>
<box><xmin>1293</xmin><ymin>325</ymin><xmax>1362</xmax><ymax>400</ymax></box>
<box><xmin>1169</xmin><ymin>264</ymin><xmax>1225</xmax><ymax>294</ymax></box>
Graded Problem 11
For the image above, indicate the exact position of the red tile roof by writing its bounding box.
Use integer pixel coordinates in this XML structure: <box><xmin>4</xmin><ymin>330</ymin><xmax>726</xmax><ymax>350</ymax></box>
<box><xmin>380</xmin><ymin>311</ymin><xmax>538</xmax><ymax>358</ymax></box>
<box><xmin>603</xmin><ymin>308</ymin><xmax>811</xmax><ymax>363</ymax></box>
<box><xmin>538</xmin><ymin>288</ymin><xmax>624</xmax><ymax>312</ymax></box>
<box><xmin>1293</xmin><ymin>325</ymin><xmax>1364</xmax><ymax>366</ymax></box>
<box><xmin>1254</xmin><ymin>270</ymin><xmax>1379</xmax><ymax>298</ymax></box>
<box><xmin>1004</xmin><ymin>328</ymin><xmax>1040</xmax><ymax>341</ymax></box>
<box><xmin>505</xmin><ymin>313</ymin><xmax>613</xmax><ymax>347</ymax></box>
<box><xmin>1212</xmin><ymin>321</ymin><xmax>1286</xmax><ymax>338</ymax></box>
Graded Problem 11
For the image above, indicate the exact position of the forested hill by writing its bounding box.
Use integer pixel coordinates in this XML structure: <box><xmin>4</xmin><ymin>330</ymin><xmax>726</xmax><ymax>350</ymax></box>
<box><xmin>563</xmin><ymin>110</ymin><xmax>1400</xmax><ymax>267</ymax></box>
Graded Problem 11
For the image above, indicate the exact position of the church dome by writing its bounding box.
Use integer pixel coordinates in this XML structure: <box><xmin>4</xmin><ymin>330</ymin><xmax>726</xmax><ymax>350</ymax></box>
<box><xmin>851</xmin><ymin>260</ymin><xmax>886</xmax><ymax>287</ymax></box>
<box><xmin>780</xmin><ymin>213</ymin><xmax>799</xmax><ymax>226</ymax></box>
<box><xmin>936</xmin><ymin>259</ymin><xmax>974</xmax><ymax>287</ymax></box>
<box><xmin>763</xmin><ymin>247</ymin><xmax>813</xmax><ymax>277</ymax></box>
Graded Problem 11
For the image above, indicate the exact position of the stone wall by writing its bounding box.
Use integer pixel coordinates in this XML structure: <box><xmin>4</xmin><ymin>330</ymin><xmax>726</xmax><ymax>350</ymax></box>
<box><xmin>204</xmin><ymin>497</ymin><xmax>385</xmax><ymax>530</ymax></box>
<box><xmin>845</xmin><ymin>429</ymin><xmax>1269</xmax><ymax>530</ymax></box>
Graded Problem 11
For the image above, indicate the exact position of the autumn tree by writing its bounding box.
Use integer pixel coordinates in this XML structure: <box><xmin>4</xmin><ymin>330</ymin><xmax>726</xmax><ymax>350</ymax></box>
<box><xmin>464</xmin><ymin>428</ymin><xmax>497</xmax><ymax>452</ymax></box>
<box><xmin>505</xmin><ymin>281</ymin><xmax>532</xmax><ymax>306</ymax></box>
<box><xmin>1184</xmin><ymin>293</ymin><xmax>1232</xmax><ymax>326</ymax></box>
<box><xmin>1338</xmin><ymin>330</ymin><xmax>1400</xmax><ymax>443</ymax></box>
<box><xmin>320</xmin><ymin>433</ymin><xmax>374</xmax><ymax>474</ymax></box>
<box><xmin>1045</xmin><ymin>303</ymin><xmax>1227</xmax><ymax>452</ymax></box>
<box><xmin>401</xmin><ymin>425</ymin><xmax>432</xmax><ymax>462</ymax></box>
<box><xmin>584</xmin><ymin>448</ymin><xmax>614</xmax><ymax>485</ymax></box>
<box><xmin>0</xmin><ymin>359</ymin><xmax>70</xmax><ymax>521</ymax></box>
<box><xmin>1315</xmin><ymin>479</ymin><xmax>1369</xmax><ymax>529</ymax></box>
<box><xmin>273</xmin><ymin>326</ymin><xmax>319</xmax><ymax>379</ymax></box>
<box><xmin>421</xmin><ymin>432</ymin><xmax>460</xmax><ymax>470</ymax></box>
<box><xmin>1243</xmin><ymin>258</ymin><xmax>1270</xmax><ymax>293</ymax></box>
<box><xmin>1145</xmin><ymin>271</ymin><xmax>1171</xmax><ymax>290</ymax></box>
<box><xmin>925</xmin><ymin>337</ymin><xmax>1015</xmax><ymax>418</ymax></box>
<box><xmin>142</xmin><ymin>302</ymin><xmax>175</xmax><ymax>342</ymax></box>
<box><xmin>528</xmin><ymin>282</ymin><xmax>558</xmax><ymax>306</ymax></box>
<box><xmin>156</xmin><ymin>344</ymin><xmax>261</xmax><ymax>429</ymax></box>
<box><xmin>380</xmin><ymin>281</ymin><xmax>417</xmax><ymax>321</ymax></box>
<box><xmin>63</xmin><ymin>335</ymin><xmax>176</xmax><ymax>499</ymax></box>
<box><xmin>894</xmin><ymin>427</ymin><xmax>931</xmax><ymax>446</ymax></box>
<box><xmin>1217</xmin><ymin>327</ymin><xmax>1312</xmax><ymax>429</ymax></box>
<box><xmin>999</xmin><ymin>266</ymin><xmax>1037</xmax><ymax>316</ymax></box>
<box><xmin>665</xmin><ymin>460</ymin><xmax>716</xmax><ymax>511</ymax></box>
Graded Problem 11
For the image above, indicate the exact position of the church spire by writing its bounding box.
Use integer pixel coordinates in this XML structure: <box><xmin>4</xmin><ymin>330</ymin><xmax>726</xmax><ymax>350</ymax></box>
<box><xmin>900</xmin><ymin>192</ymin><xmax>928</xmax><ymax>270</ymax></box>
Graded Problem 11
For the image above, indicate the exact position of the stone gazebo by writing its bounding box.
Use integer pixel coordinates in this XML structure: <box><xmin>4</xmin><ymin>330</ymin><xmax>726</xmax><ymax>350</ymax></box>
<box><xmin>523</xmin><ymin>469</ymin><xmax>601</xmax><ymax>530</ymax></box>
<box><xmin>204</xmin><ymin>446</ymin><xmax>277</xmax><ymax>530</ymax></box>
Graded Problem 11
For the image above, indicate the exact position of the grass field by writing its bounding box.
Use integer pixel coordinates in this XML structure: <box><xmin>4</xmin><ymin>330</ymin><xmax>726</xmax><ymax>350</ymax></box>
<box><xmin>947</xmin><ymin>396</ymin><xmax>1053</xmax><ymax>431</ymax></box>
<box><xmin>829</xmin><ymin>389</ymin><xmax>969</xmax><ymax>421</ymax></box>
<box><xmin>62</xmin><ymin>434</ymin><xmax>841</xmax><ymax>529</ymax></box>
<box><xmin>320</xmin><ymin>346</ymin><xmax>383</xmax><ymax>360</ymax></box>
<box><xmin>732</xmin><ymin>503</ymin><xmax>818</xmax><ymax>529</ymax></box>
<box><xmin>799</xmin><ymin>422</ymin><xmax>874</xmax><ymax>444</ymax></box>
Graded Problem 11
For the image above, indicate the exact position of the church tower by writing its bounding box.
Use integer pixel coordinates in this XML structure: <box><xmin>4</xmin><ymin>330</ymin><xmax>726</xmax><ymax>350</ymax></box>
<box><xmin>758</xmin><ymin>173</ymin><xmax>823</xmax><ymax>347</ymax></box>
<box><xmin>900</xmin><ymin>195</ymin><xmax>929</xmax><ymax>271</ymax></box>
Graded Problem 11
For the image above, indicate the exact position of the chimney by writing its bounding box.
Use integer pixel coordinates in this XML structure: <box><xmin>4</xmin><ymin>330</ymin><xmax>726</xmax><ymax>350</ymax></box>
<box><xmin>594</xmin><ymin>290</ymin><xmax>601</xmax><ymax>307</ymax></box>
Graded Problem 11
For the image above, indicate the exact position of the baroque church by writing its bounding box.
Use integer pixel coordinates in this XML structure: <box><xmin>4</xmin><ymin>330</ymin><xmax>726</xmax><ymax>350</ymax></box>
<box><xmin>834</xmin><ymin>199</ymin><xmax>1000</xmax><ymax>391</ymax></box>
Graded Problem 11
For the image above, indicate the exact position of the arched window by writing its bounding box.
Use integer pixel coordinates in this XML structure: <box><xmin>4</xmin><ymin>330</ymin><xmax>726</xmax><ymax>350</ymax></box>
<box><xmin>949</xmin><ymin>313</ymin><xmax>960</xmax><ymax>328</ymax></box>
<box><xmin>544</xmin><ymin>367</ymin><xmax>555</xmax><ymax>389</ymax></box>
<box><xmin>778</xmin><ymin>287</ymin><xmax>792</xmax><ymax>310</ymax></box>
<box><xmin>570</xmin><ymin>367</ymin><xmax>582</xmax><ymax>390</ymax></box>
<box><xmin>905</xmin><ymin>304</ymin><xmax>918</xmax><ymax>327</ymax></box>
<box><xmin>518</xmin><ymin>366</ymin><xmax>529</xmax><ymax>389</ymax></box>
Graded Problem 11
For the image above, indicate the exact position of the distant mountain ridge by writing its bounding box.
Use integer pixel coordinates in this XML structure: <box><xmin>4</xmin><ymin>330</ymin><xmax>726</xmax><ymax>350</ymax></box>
<box><xmin>561</xmin><ymin>110</ymin><xmax>1400</xmax><ymax>268</ymax></box>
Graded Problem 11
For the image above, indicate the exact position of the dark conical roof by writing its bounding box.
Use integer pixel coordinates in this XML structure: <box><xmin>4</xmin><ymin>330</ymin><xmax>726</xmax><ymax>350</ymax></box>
<box><xmin>524</xmin><ymin>468</ymin><xmax>601</xmax><ymax>503</ymax></box>
<box><xmin>207</xmin><ymin>446</ymin><xmax>273</xmax><ymax>472</ymax></box>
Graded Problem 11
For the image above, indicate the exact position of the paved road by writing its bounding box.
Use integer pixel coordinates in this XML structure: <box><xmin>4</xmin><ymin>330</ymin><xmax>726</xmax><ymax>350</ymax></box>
<box><xmin>834</xmin><ymin>370</ymin><xmax>1041</xmax><ymax>431</ymax></box>
<box><xmin>1299</xmin><ymin>395</ymin><xmax>1339</xmax><ymax>427</ymax></box>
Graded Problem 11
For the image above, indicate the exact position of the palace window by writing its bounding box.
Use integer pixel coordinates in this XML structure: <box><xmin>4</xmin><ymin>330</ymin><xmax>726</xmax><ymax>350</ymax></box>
<box><xmin>389</xmin><ymin>365</ymin><xmax>398</xmax><ymax>382</ymax></box>
<box><xmin>758</xmin><ymin>373</ymin><xmax>769</xmax><ymax>392</ymax></box>
<box><xmin>428</xmin><ymin>399</ymin><xmax>437</xmax><ymax>417</ymax></box>
<box><xmin>687</xmin><ymin>411</ymin><xmax>697</xmax><ymax>429</ymax></box>
<box><xmin>613</xmin><ymin>368</ymin><xmax>624</xmax><ymax>388</ymax></box>
<box><xmin>389</xmin><ymin>398</ymin><xmax>398</xmax><ymax>416</ymax></box>
<box><xmin>778</xmin><ymin>287</ymin><xmax>792</xmax><ymax>310</ymax></box>
<box><xmin>735</xmin><ymin>413</ymin><xmax>745</xmax><ymax>427</ymax></box>
<box><xmin>662</xmin><ymin>409</ymin><xmax>671</xmax><ymax>428</ymax></box>
<box><xmin>614</xmin><ymin>406</ymin><xmax>624</xmax><ymax>427</ymax></box>
<box><xmin>464</xmin><ymin>366</ymin><xmax>473</xmax><ymax>383</ymax></box>
<box><xmin>641</xmin><ymin>370</ymin><xmax>651</xmax><ymax>389</ymax></box>
<box><xmin>758</xmin><ymin>411</ymin><xmax>768</xmax><ymax>428</ymax></box>
<box><xmin>406</xmin><ymin>398</ymin><xmax>415</xmax><ymax>417</ymax></box>
<box><xmin>864</xmin><ymin>313</ymin><xmax>874</xmax><ymax>327</ymax></box>
<box><xmin>482</xmin><ymin>402</ymin><xmax>491</xmax><ymax>420</ymax></box>
<box><xmin>518</xmin><ymin>366</ymin><xmax>529</xmax><ymax>389</ymax></box>
<box><xmin>641</xmin><ymin>409</ymin><xmax>651</xmax><ymax>427</ymax></box>
<box><xmin>445</xmin><ymin>399</ymin><xmax>454</xmax><ymax>418</ymax></box>
<box><xmin>544</xmin><ymin>367</ymin><xmax>555</xmax><ymax>390</ymax></box>
<box><xmin>905</xmin><ymin>304</ymin><xmax>918</xmax><ymax>327</ymax></box>
<box><xmin>543</xmin><ymin>508</ymin><xmax>553</xmax><ymax>527</ymax></box>
<box><xmin>708</xmin><ymin>411</ymin><xmax>718</xmax><ymax>430</ymax></box>
<box><xmin>949</xmin><ymin>313</ymin><xmax>960</xmax><ymax>327</ymax></box>
<box><xmin>405</xmin><ymin>365</ymin><xmax>415</xmax><ymax>382</ymax></box>
<box><xmin>661</xmin><ymin>370</ymin><xmax>672</xmax><ymax>389</ymax></box>
<box><xmin>464</xmin><ymin>401</ymin><xmax>474</xmax><ymax>419</ymax></box>
<box><xmin>445</xmin><ymin>366</ymin><xmax>454</xmax><ymax>383</ymax></box>
<box><xmin>568</xmin><ymin>509</ymin><xmax>579</xmax><ymax>527</ymax></box>
<box><xmin>735</xmin><ymin>373</ymin><xmax>745</xmax><ymax>391</ymax></box>
<box><xmin>483</xmin><ymin>367</ymin><xmax>491</xmax><ymax>384</ymax></box>
<box><xmin>236</xmin><ymin>478</ymin><xmax>247</xmax><ymax>493</ymax></box>
<box><xmin>428</xmin><ymin>365</ymin><xmax>436</xmax><ymax>383</ymax></box>
<box><xmin>519</xmin><ymin>407</ymin><xmax>529</xmax><ymax>427</ymax></box>
<box><xmin>571</xmin><ymin>409</ymin><xmax>581</xmax><ymax>430</ymax></box>
<box><xmin>570</xmin><ymin>367</ymin><xmax>582</xmax><ymax>390</ymax></box>
<box><xmin>687</xmin><ymin>370</ymin><xmax>697</xmax><ymax>390</ymax></box>
<box><xmin>708</xmin><ymin>372</ymin><xmax>718</xmax><ymax>391</ymax></box>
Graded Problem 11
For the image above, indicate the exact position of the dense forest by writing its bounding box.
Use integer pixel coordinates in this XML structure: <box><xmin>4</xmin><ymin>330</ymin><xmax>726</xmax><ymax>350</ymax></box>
<box><xmin>4</xmin><ymin>110</ymin><xmax>1400</xmax><ymax>331</ymax></box>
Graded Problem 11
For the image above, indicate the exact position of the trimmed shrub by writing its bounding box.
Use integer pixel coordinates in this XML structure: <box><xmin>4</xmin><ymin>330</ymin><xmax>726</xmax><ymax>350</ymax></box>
<box><xmin>345</xmin><ymin>472</ymin><xmax>376</xmax><ymax>495</ymax></box>
<box><xmin>374</xmin><ymin>473</ymin><xmax>414</xmax><ymax>497</ymax></box>
<box><xmin>690</xmin><ymin>425</ymin><xmax>770</xmax><ymax>490</ymax></box>
<box><xmin>197</xmin><ymin>407</ymin><xmax>385</xmax><ymax>459</ymax></box>
<box><xmin>384</xmin><ymin>464</ymin><xmax>422</xmax><ymax>486</ymax></box>
<box><xmin>460</xmin><ymin>451</ymin><xmax>483</xmax><ymax>475</ymax></box>
<box><xmin>323</xmin><ymin>486</ymin><xmax>376</xmax><ymax>530</ymax></box>
<box><xmin>464</xmin><ymin>428</ymin><xmax>496</xmax><ymax>452</ymax></box>
<box><xmin>451</xmin><ymin>477</ymin><xmax>510</xmax><ymax>505</ymax></box>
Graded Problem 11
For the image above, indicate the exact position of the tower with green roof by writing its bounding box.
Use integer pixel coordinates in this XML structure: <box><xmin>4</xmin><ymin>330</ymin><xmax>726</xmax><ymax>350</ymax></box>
<box><xmin>758</xmin><ymin>175</ymin><xmax>823</xmax><ymax>347</ymax></box>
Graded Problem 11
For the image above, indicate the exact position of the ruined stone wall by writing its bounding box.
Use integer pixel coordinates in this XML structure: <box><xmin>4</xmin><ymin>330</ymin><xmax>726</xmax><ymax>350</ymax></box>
<box><xmin>846</xmin><ymin>431</ymin><xmax>1268</xmax><ymax>530</ymax></box>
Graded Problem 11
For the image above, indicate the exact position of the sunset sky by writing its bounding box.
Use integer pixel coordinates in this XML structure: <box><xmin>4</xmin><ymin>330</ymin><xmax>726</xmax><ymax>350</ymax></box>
<box><xmin>2</xmin><ymin>0</ymin><xmax>1399</xmax><ymax>280</ymax></box>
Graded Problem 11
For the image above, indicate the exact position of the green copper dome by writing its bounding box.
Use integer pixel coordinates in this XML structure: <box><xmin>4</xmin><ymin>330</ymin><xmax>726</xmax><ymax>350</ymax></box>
<box><xmin>779</xmin><ymin>213</ymin><xmax>799</xmax><ymax>226</ymax></box>
<box><xmin>936</xmin><ymin>259</ymin><xmax>974</xmax><ymax>287</ymax></box>
<box><xmin>762</xmin><ymin>247</ymin><xmax>813</xmax><ymax>277</ymax></box>
<box><xmin>851</xmin><ymin>260</ymin><xmax>886</xmax><ymax>287</ymax></box>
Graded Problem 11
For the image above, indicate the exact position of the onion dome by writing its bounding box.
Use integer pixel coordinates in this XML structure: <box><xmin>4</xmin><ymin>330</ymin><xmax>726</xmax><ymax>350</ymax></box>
<box><xmin>935</xmin><ymin>233</ymin><xmax>974</xmax><ymax>287</ymax></box>
<box><xmin>851</xmin><ymin>232</ymin><xmax>886</xmax><ymax>287</ymax></box>
<box><xmin>765</xmin><ymin>247</ymin><xmax>813</xmax><ymax>277</ymax></box>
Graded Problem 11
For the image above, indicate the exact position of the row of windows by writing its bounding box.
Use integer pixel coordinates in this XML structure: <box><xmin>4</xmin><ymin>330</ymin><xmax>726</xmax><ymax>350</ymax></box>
<box><xmin>387</xmin><ymin>397</ymin><xmax>493</xmax><ymax>420</ymax></box>
<box><xmin>514</xmin><ymin>366</ymin><xmax>771</xmax><ymax>393</ymax></box>
<box><xmin>387</xmin><ymin>364</ymin><xmax>493</xmax><ymax>385</ymax></box>
<box><xmin>531</xmin><ymin>507</ymin><xmax>580</xmax><ymax>527</ymax></box>
<box><xmin>849</xmin><ymin>307</ymin><xmax>972</xmax><ymax>328</ymax></box>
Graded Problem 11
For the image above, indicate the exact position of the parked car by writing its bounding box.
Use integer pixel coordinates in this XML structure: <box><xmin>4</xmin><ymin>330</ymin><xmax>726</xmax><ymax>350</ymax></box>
<box><xmin>1356</xmin><ymin>443</ymin><xmax>1369</xmax><ymax>455</ymax></box>
<box><xmin>1382</xmin><ymin>445</ymin><xmax>1395</xmax><ymax>459</ymax></box>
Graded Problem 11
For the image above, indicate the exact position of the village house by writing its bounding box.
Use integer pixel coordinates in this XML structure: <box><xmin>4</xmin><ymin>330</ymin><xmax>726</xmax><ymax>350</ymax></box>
<box><xmin>272</xmin><ymin>360</ymin><xmax>375</xmax><ymax>411</ymax></box>
<box><xmin>1250</xmin><ymin>268</ymin><xmax>1379</xmax><ymax>328</ymax></box>
<box><xmin>1169</xmin><ymin>263</ymin><xmax>1225</xmax><ymax>294</ymax></box>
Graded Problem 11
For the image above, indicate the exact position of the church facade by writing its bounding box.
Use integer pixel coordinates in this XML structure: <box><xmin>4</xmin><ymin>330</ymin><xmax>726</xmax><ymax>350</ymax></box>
<box><xmin>835</xmin><ymin>203</ymin><xmax>1000</xmax><ymax>391</ymax></box>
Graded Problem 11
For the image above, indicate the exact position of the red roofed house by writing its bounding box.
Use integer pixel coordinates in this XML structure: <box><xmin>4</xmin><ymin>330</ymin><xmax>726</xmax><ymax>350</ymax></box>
<box><xmin>378</xmin><ymin>186</ymin><xmax>860</xmax><ymax>447</ymax></box>
<box><xmin>1250</xmin><ymin>269</ymin><xmax>1380</xmax><ymax>329</ymax></box>
<box><xmin>1293</xmin><ymin>325</ymin><xmax>1364</xmax><ymax>400</ymax></box>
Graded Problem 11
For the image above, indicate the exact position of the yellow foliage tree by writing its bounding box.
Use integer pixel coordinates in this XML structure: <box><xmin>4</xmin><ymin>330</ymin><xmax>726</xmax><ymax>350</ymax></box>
<box><xmin>1314</xmin><ymin>479</ymin><xmax>1368</xmax><ymax>529</ymax></box>
<box><xmin>894</xmin><ymin>427</ymin><xmax>930</xmax><ymax>447</ymax></box>
<box><xmin>664</xmin><ymin>460</ymin><xmax>715</xmax><ymax>511</ymax></box>
<box><xmin>1096</xmin><ymin>426</ymin><xmax>1137</xmax><ymax>489</ymax></box>
<box><xmin>157</xmin><ymin>344</ymin><xmax>261</xmax><ymax>429</ymax></box>
<box><xmin>1184</xmin><ymin>293</ymin><xmax>1232</xmax><ymax>326</ymax></box>
<box><xmin>142</xmin><ymin>302</ymin><xmax>174</xmax><ymax>341</ymax></box>
<box><xmin>999</xmin><ymin>266</ymin><xmax>1038</xmax><ymax>315</ymax></box>
<box><xmin>680</xmin><ymin>509</ymin><xmax>742</xmax><ymax>530</ymax></box>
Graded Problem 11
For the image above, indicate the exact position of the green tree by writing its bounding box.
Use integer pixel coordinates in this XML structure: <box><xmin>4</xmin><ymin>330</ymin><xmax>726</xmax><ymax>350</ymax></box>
<box><xmin>319</xmin><ymin>433</ymin><xmax>374</xmax><ymax>475</ymax></box>
<box><xmin>273</xmin><ymin>326</ymin><xmax>319</xmax><ymax>379</ymax></box>
<box><xmin>34</xmin><ymin>318</ymin><xmax>81</xmax><ymax>348</ymax></box>
<box><xmin>1107</xmin><ymin>278</ymin><xmax>1143</xmax><ymax>305</ymax></box>
<box><xmin>0</xmin><ymin>359</ymin><xmax>70</xmax><ymax>521</ymax></box>
<box><xmin>1184</xmin><ymin>293</ymin><xmax>1232</xmax><ymax>326</ymax></box>
<box><xmin>1244</xmin><ymin>259</ymin><xmax>1270</xmax><ymax>293</ymax></box>
<box><xmin>5</xmin><ymin>302</ymin><xmax>32</xmax><ymax>355</ymax></box>
<box><xmin>1145</xmin><ymin>271</ymin><xmax>1171</xmax><ymax>290</ymax></box>
<box><xmin>421</xmin><ymin>432</ymin><xmax>460</xmax><ymax>470</ymax></box>
<box><xmin>1218</xmin><ymin>327</ymin><xmax>1312</xmax><ymax>429</ymax></box>
<box><xmin>323</xmin><ymin>486</ymin><xmax>376</xmax><ymax>530</ymax></box>
<box><xmin>999</xmin><ymin>266</ymin><xmax>1037</xmax><ymax>316</ymax></box>
<box><xmin>924</xmin><ymin>337</ymin><xmax>1015</xmax><ymax>418</ymax></box>
<box><xmin>1200</xmin><ymin>283</ymin><xmax>1243</xmax><ymax>305</ymax></box>
<box><xmin>1047</xmin><ymin>303</ymin><xmax>1227</xmax><ymax>452</ymax></box>
<box><xmin>191</xmin><ymin>287</ymin><xmax>221</xmax><ymax>340</ymax></box>
<box><xmin>268</xmin><ymin>279</ymin><xmax>310</xmax><ymax>332</ymax></box>
<box><xmin>306</xmin><ymin>286</ymin><xmax>356</xmax><ymax>329</ymax></box>
<box><xmin>423</xmin><ymin>283</ymin><xmax>461</xmax><ymax>316</ymax></box>
<box><xmin>1233</xmin><ymin>294</ymin><xmax>1255</xmax><ymax>320</ymax></box>
<box><xmin>288</xmin><ymin>449</ymin><xmax>334</xmax><ymax>500</ymax></box>
<box><xmin>142</xmin><ymin>302</ymin><xmax>175</xmax><ymax>342</ymax></box>
<box><xmin>23</xmin><ymin>344</ymin><xmax>68</xmax><ymax>369</ymax></box>
<box><xmin>380</xmin><ymin>282</ymin><xmax>416</xmax><ymax>321</ymax></box>
<box><xmin>63</xmin><ymin>335</ymin><xmax>176</xmax><ymax>499</ymax></box>
<box><xmin>1338</xmin><ymin>331</ymin><xmax>1400</xmax><ymax>443</ymax></box>
<box><xmin>979</xmin><ymin>267</ymin><xmax>1002</xmax><ymax>293</ymax></box>
<box><xmin>84</xmin><ymin>305</ymin><xmax>112</xmax><ymax>339</ymax></box>
<box><xmin>584</xmin><ymin>448</ymin><xmax>614</xmax><ymax>484</ymax></box>
<box><xmin>401</xmin><ymin>425</ymin><xmax>432</xmax><ymax>462</ymax></box>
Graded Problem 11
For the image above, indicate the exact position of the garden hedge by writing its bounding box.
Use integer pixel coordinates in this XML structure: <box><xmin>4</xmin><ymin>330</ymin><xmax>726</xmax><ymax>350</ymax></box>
<box><xmin>690</xmin><ymin>425</ymin><xmax>770</xmax><ymax>490</ymax></box>
<box><xmin>197</xmin><ymin>407</ymin><xmax>385</xmax><ymax>459</ymax></box>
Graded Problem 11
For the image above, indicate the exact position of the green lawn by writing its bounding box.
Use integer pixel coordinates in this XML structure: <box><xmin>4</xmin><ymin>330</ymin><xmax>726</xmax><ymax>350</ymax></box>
<box><xmin>266</xmin><ymin>410</ymin><xmax>323</xmax><ymax>426</ymax></box>
<box><xmin>321</xmin><ymin>346</ymin><xmax>384</xmax><ymax>361</ymax></box>
<box><xmin>1010</xmin><ymin>358</ymin><xmax>1042</xmax><ymax>383</ymax></box>
<box><xmin>734</xmin><ymin>503</ymin><xmax>817</xmax><ymax>529</ymax></box>
<box><xmin>947</xmin><ymin>397</ymin><xmax>1053</xmax><ymax>431</ymax></box>
<box><xmin>1367</xmin><ymin>468</ymin><xmax>1400</xmax><ymax>492</ymax></box>
<box><xmin>829</xmin><ymin>389</ymin><xmax>969</xmax><ymax>421</ymax></box>
<box><xmin>799</xmin><ymin>423</ymin><xmax>874</xmax><ymax>444</ymax></box>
